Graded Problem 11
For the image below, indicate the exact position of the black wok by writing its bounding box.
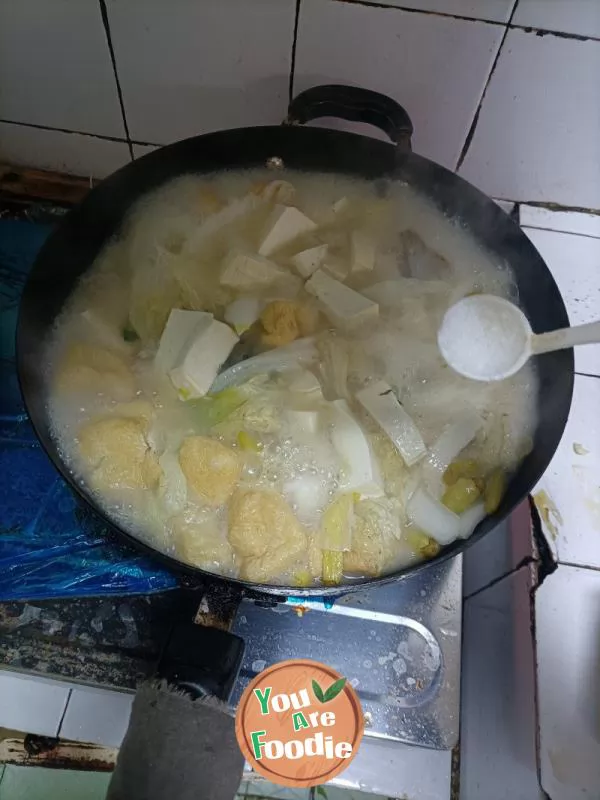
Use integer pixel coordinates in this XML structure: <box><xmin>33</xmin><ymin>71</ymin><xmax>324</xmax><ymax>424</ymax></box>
<box><xmin>17</xmin><ymin>85</ymin><xmax>573</xmax><ymax>601</ymax></box>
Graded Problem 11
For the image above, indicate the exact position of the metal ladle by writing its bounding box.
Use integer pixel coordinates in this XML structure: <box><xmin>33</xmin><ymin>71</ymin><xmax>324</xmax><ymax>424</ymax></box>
<box><xmin>438</xmin><ymin>294</ymin><xmax>600</xmax><ymax>381</ymax></box>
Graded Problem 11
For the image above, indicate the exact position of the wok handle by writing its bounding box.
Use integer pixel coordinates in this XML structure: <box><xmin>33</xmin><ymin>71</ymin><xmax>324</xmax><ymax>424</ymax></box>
<box><xmin>156</xmin><ymin>583</ymin><xmax>246</xmax><ymax>702</ymax></box>
<box><xmin>286</xmin><ymin>84</ymin><xmax>413</xmax><ymax>149</ymax></box>
<box><xmin>157</xmin><ymin>620</ymin><xmax>245</xmax><ymax>702</ymax></box>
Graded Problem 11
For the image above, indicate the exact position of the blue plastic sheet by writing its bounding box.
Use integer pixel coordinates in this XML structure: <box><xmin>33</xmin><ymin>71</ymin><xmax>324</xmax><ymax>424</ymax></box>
<box><xmin>0</xmin><ymin>217</ymin><xmax>178</xmax><ymax>600</ymax></box>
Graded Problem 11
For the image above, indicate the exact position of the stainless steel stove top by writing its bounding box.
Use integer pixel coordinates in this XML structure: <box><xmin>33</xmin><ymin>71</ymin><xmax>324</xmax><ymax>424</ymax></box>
<box><xmin>230</xmin><ymin>556</ymin><xmax>462</xmax><ymax>750</ymax></box>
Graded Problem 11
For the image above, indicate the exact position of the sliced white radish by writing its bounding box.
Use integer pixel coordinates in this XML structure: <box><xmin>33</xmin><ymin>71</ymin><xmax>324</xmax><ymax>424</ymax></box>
<box><xmin>329</xmin><ymin>400</ymin><xmax>383</xmax><ymax>498</ymax></box>
<box><xmin>407</xmin><ymin>487</ymin><xmax>461</xmax><ymax>545</ymax></box>
<box><xmin>355</xmin><ymin>380</ymin><xmax>426</xmax><ymax>467</ymax></box>
<box><xmin>350</xmin><ymin>231</ymin><xmax>376</xmax><ymax>274</ymax></box>
<box><xmin>224</xmin><ymin>295</ymin><xmax>263</xmax><ymax>334</ymax></box>
<box><xmin>457</xmin><ymin>502</ymin><xmax>487</xmax><ymax>539</ymax></box>
<box><xmin>426</xmin><ymin>413</ymin><xmax>482</xmax><ymax>475</ymax></box>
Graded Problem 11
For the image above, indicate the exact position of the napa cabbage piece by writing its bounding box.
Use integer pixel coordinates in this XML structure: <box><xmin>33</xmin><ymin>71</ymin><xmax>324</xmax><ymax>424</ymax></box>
<box><xmin>317</xmin><ymin>334</ymin><xmax>349</xmax><ymax>400</ymax></box>
<box><xmin>441</xmin><ymin>478</ymin><xmax>481</xmax><ymax>514</ymax></box>
<box><xmin>321</xmin><ymin>494</ymin><xmax>355</xmax><ymax>586</ymax></box>
<box><xmin>329</xmin><ymin>400</ymin><xmax>383</xmax><ymax>498</ymax></box>
<box><xmin>210</xmin><ymin>337</ymin><xmax>317</xmax><ymax>393</ymax></box>
<box><xmin>129</xmin><ymin>246</ymin><xmax>183</xmax><ymax>343</ymax></box>
<box><xmin>157</xmin><ymin>450</ymin><xmax>188</xmax><ymax>515</ymax></box>
<box><xmin>344</xmin><ymin>498</ymin><xmax>408</xmax><ymax>576</ymax></box>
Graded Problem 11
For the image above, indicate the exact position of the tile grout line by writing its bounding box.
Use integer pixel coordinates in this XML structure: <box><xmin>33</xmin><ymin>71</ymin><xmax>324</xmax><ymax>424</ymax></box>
<box><xmin>56</xmin><ymin>688</ymin><xmax>73</xmax><ymax>738</ymax></box>
<box><xmin>0</xmin><ymin>117</ymin><xmax>129</xmax><ymax>145</ymax></box>
<box><xmin>334</xmin><ymin>0</ymin><xmax>505</xmax><ymax>27</ymax></box>
<box><xmin>574</xmin><ymin>371</ymin><xmax>600</xmax><ymax>380</ymax></box>
<box><xmin>98</xmin><ymin>0</ymin><xmax>134</xmax><ymax>161</ymax></box>
<box><xmin>334</xmin><ymin>0</ymin><xmax>600</xmax><ymax>42</ymax></box>
<box><xmin>501</xmin><ymin>198</ymin><xmax>600</xmax><ymax>217</ymax></box>
<box><xmin>455</xmin><ymin>0</ymin><xmax>520</xmax><ymax>172</ymax></box>
<box><xmin>521</xmin><ymin>224</ymin><xmax>600</xmax><ymax>242</ymax></box>
<box><xmin>558</xmin><ymin>560</ymin><xmax>600</xmax><ymax>573</ymax></box>
<box><xmin>0</xmin><ymin>118</ymin><xmax>166</xmax><ymax>151</ymax></box>
<box><xmin>288</xmin><ymin>0</ymin><xmax>303</xmax><ymax>105</ymax></box>
<box><xmin>464</xmin><ymin>557</ymin><xmax>537</xmax><ymax>602</ymax></box>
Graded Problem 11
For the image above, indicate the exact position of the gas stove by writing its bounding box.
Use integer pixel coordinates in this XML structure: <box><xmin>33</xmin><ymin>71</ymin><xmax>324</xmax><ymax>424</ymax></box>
<box><xmin>229</xmin><ymin>557</ymin><xmax>462</xmax><ymax>750</ymax></box>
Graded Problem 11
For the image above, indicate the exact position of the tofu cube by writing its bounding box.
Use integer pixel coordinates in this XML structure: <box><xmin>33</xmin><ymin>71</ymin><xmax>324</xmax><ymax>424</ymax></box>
<box><xmin>305</xmin><ymin>269</ymin><xmax>378</xmax><ymax>329</ymax></box>
<box><xmin>155</xmin><ymin>309</ymin><xmax>211</xmax><ymax>374</ymax></box>
<box><xmin>350</xmin><ymin>231</ymin><xmax>376</xmax><ymax>274</ymax></box>
<box><xmin>322</xmin><ymin>259</ymin><xmax>350</xmax><ymax>282</ymax></box>
<box><xmin>290</xmin><ymin>244</ymin><xmax>328</xmax><ymax>278</ymax></box>
<box><xmin>168</xmin><ymin>316</ymin><xmax>238</xmax><ymax>399</ymax></box>
<box><xmin>220</xmin><ymin>251</ymin><xmax>285</xmax><ymax>291</ymax></box>
<box><xmin>259</xmin><ymin>205</ymin><xmax>317</xmax><ymax>257</ymax></box>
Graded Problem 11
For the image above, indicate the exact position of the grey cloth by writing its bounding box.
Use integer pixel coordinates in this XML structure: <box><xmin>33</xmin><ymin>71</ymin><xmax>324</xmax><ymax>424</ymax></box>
<box><xmin>107</xmin><ymin>681</ymin><xmax>244</xmax><ymax>800</ymax></box>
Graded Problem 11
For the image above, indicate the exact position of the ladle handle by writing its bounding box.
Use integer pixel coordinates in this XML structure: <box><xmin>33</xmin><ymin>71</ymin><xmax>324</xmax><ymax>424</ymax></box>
<box><xmin>531</xmin><ymin>319</ymin><xmax>600</xmax><ymax>355</ymax></box>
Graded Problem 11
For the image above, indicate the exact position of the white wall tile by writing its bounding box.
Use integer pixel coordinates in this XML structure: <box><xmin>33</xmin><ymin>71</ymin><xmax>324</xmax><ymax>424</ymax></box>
<box><xmin>513</xmin><ymin>0</ymin><xmax>600</xmax><ymax>40</ymax></box>
<box><xmin>60</xmin><ymin>687</ymin><xmax>133</xmax><ymax>748</ymax></box>
<box><xmin>0</xmin><ymin>0</ymin><xmax>124</xmax><ymax>138</ymax></box>
<box><xmin>133</xmin><ymin>144</ymin><xmax>160</xmax><ymax>159</ymax></box>
<box><xmin>461</xmin><ymin>567</ymin><xmax>543</xmax><ymax>800</ymax></box>
<box><xmin>0</xmin><ymin>672</ymin><xmax>70</xmax><ymax>737</ymax></box>
<box><xmin>523</xmin><ymin>227</ymin><xmax>600</xmax><ymax>377</ymax></box>
<box><xmin>356</xmin><ymin>0</ymin><xmax>514</xmax><ymax>23</ymax></box>
<box><xmin>0</xmin><ymin>123</ymin><xmax>131</xmax><ymax>179</ymax></box>
<box><xmin>107</xmin><ymin>0</ymin><xmax>296</xmax><ymax>145</ymax></box>
<box><xmin>533</xmin><ymin>374</ymin><xmax>600</xmax><ymax>567</ymax></box>
<box><xmin>520</xmin><ymin>205</ymin><xmax>600</xmax><ymax>239</ymax></box>
<box><xmin>459</xmin><ymin>30</ymin><xmax>600</xmax><ymax>209</ymax></box>
<box><xmin>294</xmin><ymin>0</ymin><xmax>505</xmax><ymax>169</ymax></box>
<box><xmin>536</xmin><ymin>565</ymin><xmax>600</xmax><ymax>799</ymax></box>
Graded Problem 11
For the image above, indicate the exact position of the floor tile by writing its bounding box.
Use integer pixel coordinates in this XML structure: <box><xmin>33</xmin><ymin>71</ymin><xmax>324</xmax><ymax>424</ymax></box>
<box><xmin>0</xmin><ymin>0</ymin><xmax>124</xmax><ymax>138</ymax></box>
<box><xmin>0</xmin><ymin>672</ymin><xmax>70</xmax><ymax>738</ymax></box>
<box><xmin>107</xmin><ymin>0</ymin><xmax>296</xmax><ymax>145</ymax></box>
<box><xmin>59</xmin><ymin>687</ymin><xmax>133</xmax><ymax>748</ymax></box>
<box><xmin>513</xmin><ymin>0</ymin><xmax>600</xmax><ymax>40</ymax></box>
<box><xmin>0</xmin><ymin>765</ymin><xmax>110</xmax><ymax>800</ymax></box>
<box><xmin>536</xmin><ymin>565</ymin><xmax>600</xmax><ymax>799</ymax></box>
<box><xmin>330</xmin><ymin>736</ymin><xmax>451</xmax><ymax>798</ymax></box>
<box><xmin>533</xmin><ymin>373</ymin><xmax>600</xmax><ymax>567</ymax></box>
<box><xmin>459</xmin><ymin>30</ymin><xmax>600</xmax><ymax>210</ymax></box>
<box><xmin>294</xmin><ymin>0</ymin><xmax>505</xmax><ymax>169</ymax></box>
<box><xmin>354</xmin><ymin>0</ymin><xmax>514</xmax><ymax>23</ymax></box>
<box><xmin>0</xmin><ymin>122</ymin><xmax>131</xmax><ymax>179</ymax></box>
<box><xmin>520</xmin><ymin>205</ymin><xmax>600</xmax><ymax>239</ymax></box>
<box><xmin>461</xmin><ymin>566</ymin><xmax>543</xmax><ymax>799</ymax></box>
<box><xmin>238</xmin><ymin>778</ymin><xmax>309</xmax><ymax>799</ymax></box>
<box><xmin>523</xmin><ymin>227</ymin><xmax>600</xmax><ymax>377</ymax></box>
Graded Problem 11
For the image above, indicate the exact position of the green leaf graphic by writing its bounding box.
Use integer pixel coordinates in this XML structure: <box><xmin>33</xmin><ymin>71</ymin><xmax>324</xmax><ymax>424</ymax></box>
<box><xmin>316</xmin><ymin>788</ymin><xmax>328</xmax><ymax>799</ymax></box>
<box><xmin>323</xmin><ymin>677</ymin><xmax>347</xmax><ymax>702</ymax></box>
<box><xmin>312</xmin><ymin>679</ymin><xmax>325</xmax><ymax>703</ymax></box>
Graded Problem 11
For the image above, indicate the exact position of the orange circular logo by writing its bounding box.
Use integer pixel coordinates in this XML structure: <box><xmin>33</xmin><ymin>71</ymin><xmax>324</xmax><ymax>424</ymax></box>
<box><xmin>235</xmin><ymin>659</ymin><xmax>364</xmax><ymax>788</ymax></box>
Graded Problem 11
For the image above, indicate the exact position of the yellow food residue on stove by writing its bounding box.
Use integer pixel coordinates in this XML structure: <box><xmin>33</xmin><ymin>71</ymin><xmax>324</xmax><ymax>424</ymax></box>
<box><xmin>533</xmin><ymin>489</ymin><xmax>563</xmax><ymax>541</ymax></box>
